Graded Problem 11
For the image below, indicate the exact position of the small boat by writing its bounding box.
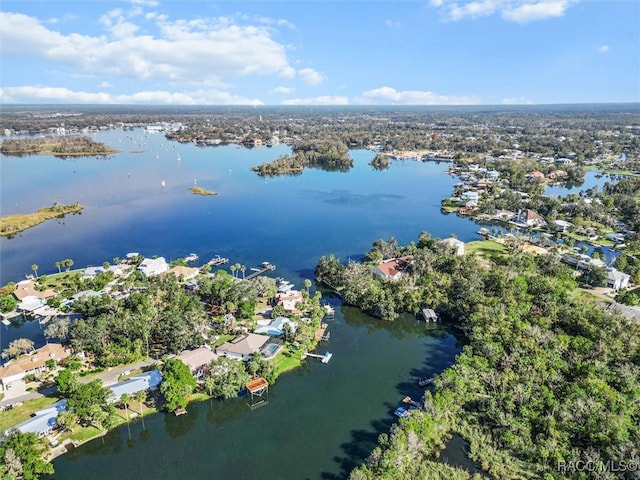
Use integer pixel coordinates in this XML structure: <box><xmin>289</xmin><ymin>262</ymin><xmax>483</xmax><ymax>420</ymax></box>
<box><xmin>184</xmin><ymin>253</ymin><xmax>199</xmax><ymax>262</ymax></box>
<box><xmin>418</xmin><ymin>377</ymin><xmax>434</xmax><ymax>387</ymax></box>
<box><xmin>394</xmin><ymin>407</ymin><xmax>410</xmax><ymax>418</ymax></box>
<box><xmin>161</xmin><ymin>180</ymin><xmax>166</xmax><ymax>188</ymax></box>
<box><xmin>323</xmin><ymin>303</ymin><xmax>335</xmax><ymax>316</ymax></box>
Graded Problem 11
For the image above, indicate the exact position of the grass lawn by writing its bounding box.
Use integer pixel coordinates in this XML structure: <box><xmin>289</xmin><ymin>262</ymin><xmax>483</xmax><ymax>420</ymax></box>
<box><xmin>68</xmin><ymin>425</ymin><xmax>102</xmax><ymax>443</ymax></box>
<box><xmin>212</xmin><ymin>335</ymin><xmax>235</xmax><ymax>348</ymax></box>
<box><xmin>466</xmin><ymin>240</ymin><xmax>507</xmax><ymax>258</ymax></box>
<box><xmin>271</xmin><ymin>347</ymin><xmax>303</xmax><ymax>377</ymax></box>
<box><xmin>0</xmin><ymin>396</ymin><xmax>58</xmax><ymax>432</ymax></box>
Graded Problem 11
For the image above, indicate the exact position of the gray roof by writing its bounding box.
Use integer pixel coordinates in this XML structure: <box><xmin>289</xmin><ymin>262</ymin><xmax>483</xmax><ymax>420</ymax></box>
<box><xmin>7</xmin><ymin>399</ymin><xmax>67</xmax><ymax>437</ymax></box>
<box><xmin>109</xmin><ymin>370</ymin><xmax>162</xmax><ymax>400</ymax></box>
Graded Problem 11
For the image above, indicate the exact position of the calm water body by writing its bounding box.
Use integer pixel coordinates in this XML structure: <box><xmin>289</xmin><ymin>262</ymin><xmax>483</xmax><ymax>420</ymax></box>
<box><xmin>2</xmin><ymin>129</ymin><xmax>481</xmax><ymax>478</ymax></box>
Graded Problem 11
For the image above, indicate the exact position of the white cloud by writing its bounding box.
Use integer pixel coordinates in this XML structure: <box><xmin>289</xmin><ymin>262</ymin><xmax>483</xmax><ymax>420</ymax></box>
<box><xmin>0</xmin><ymin>11</ymin><xmax>293</xmax><ymax>86</ymax></box>
<box><xmin>282</xmin><ymin>95</ymin><xmax>349</xmax><ymax>105</ymax></box>
<box><xmin>298</xmin><ymin>68</ymin><xmax>325</xmax><ymax>85</ymax></box>
<box><xmin>99</xmin><ymin>81</ymin><xmax>114</xmax><ymax>88</ymax></box>
<box><xmin>357</xmin><ymin>86</ymin><xmax>479</xmax><ymax>105</ymax></box>
<box><xmin>0</xmin><ymin>86</ymin><xmax>263</xmax><ymax>105</ymax></box>
<box><xmin>502</xmin><ymin>1</ymin><xmax>573</xmax><ymax>23</ymax></box>
<box><xmin>385</xmin><ymin>19</ymin><xmax>400</xmax><ymax>28</ymax></box>
<box><xmin>271</xmin><ymin>86</ymin><xmax>294</xmax><ymax>94</ymax></box>
<box><xmin>431</xmin><ymin>0</ymin><xmax>577</xmax><ymax>22</ymax></box>
<box><xmin>501</xmin><ymin>96</ymin><xmax>534</xmax><ymax>104</ymax></box>
<box><xmin>597</xmin><ymin>45</ymin><xmax>610</xmax><ymax>53</ymax></box>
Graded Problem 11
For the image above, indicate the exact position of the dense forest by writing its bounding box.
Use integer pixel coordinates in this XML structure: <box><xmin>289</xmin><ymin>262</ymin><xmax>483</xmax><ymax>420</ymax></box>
<box><xmin>315</xmin><ymin>235</ymin><xmax>640</xmax><ymax>479</ymax></box>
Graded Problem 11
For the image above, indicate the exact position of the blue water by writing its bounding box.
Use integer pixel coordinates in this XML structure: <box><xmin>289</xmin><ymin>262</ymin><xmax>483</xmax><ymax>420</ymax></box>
<box><xmin>1</xmin><ymin>129</ymin><xmax>478</xmax><ymax>286</ymax></box>
<box><xmin>544</xmin><ymin>169</ymin><xmax>612</xmax><ymax>197</ymax></box>
<box><xmin>2</xmin><ymin>129</ymin><xmax>476</xmax><ymax>478</ymax></box>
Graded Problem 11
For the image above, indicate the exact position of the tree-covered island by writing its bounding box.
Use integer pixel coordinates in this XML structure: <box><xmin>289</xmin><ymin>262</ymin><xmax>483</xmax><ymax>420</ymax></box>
<box><xmin>0</xmin><ymin>135</ymin><xmax>118</xmax><ymax>157</ymax></box>
<box><xmin>315</xmin><ymin>234</ymin><xmax>640</xmax><ymax>480</ymax></box>
<box><xmin>251</xmin><ymin>138</ymin><xmax>353</xmax><ymax>176</ymax></box>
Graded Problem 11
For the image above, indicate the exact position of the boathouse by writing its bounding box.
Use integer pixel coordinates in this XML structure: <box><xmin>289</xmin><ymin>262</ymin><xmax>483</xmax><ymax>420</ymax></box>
<box><xmin>416</xmin><ymin>308</ymin><xmax>439</xmax><ymax>323</ymax></box>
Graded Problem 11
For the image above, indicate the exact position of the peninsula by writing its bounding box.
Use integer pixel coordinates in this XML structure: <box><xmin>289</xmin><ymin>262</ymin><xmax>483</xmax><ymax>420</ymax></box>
<box><xmin>0</xmin><ymin>202</ymin><xmax>84</xmax><ymax>237</ymax></box>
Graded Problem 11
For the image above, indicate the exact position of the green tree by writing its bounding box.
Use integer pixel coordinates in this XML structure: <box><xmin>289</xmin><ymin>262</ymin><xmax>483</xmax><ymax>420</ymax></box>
<box><xmin>160</xmin><ymin>358</ymin><xmax>196</xmax><ymax>412</ymax></box>
<box><xmin>2</xmin><ymin>338</ymin><xmax>35</xmax><ymax>359</ymax></box>
<box><xmin>0</xmin><ymin>295</ymin><xmax>17</xmax><ymax>313</ymax></box>
<box><xmin>31</xmin><ymin>264</ymin><xmax>39</xmax><ymax>278</ymax></box>
<box><xmin>203</xmin><ymin>356</ymin><xmax>250</xmax><ymax>400</ymax></box>
<box><xmin>0</xmin><ymin>430</ymin><xmax>54</xmax><ymax>479</ymax></box>
<box><xmin>44</xmin><ymin>318</ymin><xmax>70</xmax><ymax>342</ymax></box>
<box><xmin>55</xmin><ymin>369</ymin><xmax>78</xmax><ymax>397</ymax></box>
<box><xmin>304</xmin><ymin>279</ymin><xmax>312</xmax><ymax>294</ymax></box>
<box><xmin>55</xmin><ymin>261</ymin><xmax>62</xmax><ymax>273</ymax></box>
<box><xmin>67</xmin><ymin>379</ymin><xmax>111</xmax><ymax>426</ymax></box>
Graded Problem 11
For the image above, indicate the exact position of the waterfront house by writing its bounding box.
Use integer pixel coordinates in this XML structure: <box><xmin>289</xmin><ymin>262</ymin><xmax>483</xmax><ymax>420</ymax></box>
<box><xmin>175</xmin><ymin>347</ymin><xmax>217</xmax><ymax>379</ymax></box>
<box><xmin>513</xmin><ymin>209</ymin><xmax>547</xmax><ymax>228</ymax></box>
<box><xmin>13</xmin><ymin>280</ymin><xmax>57</xmax><ymax>303</ymax></box>
<box><xmin>460</xmin><ymin>191</ymin><xmax>479</xmax><ymax>207</ymax></box>
<box><xmin>108</xmin><ymin>370</ymin><xmax>163</xmax><ymax>400</ymax></box>
<box><xmin>138</xmin><ymin>257</ymin><xmax>169</xmax><ymax>277</ymax></box>
<box><xmin>82</xmin><ymin>264</ymin><xmax>124</xmax><ymax>279</ymax></box>
<box><xmin>5</xmin><ymin>399</ymin><xmax>68</xmax><ymax>438</ymax></box>
<box><xmin>439</xmin><ymin>237</ymin><xmax>465</xmax><ymax>256</ymax></box>
<box><xmin>215</xmin><ymin>333</ymin><xmax>270</xmax><ymax>361</ymax></box>
<box><xmin>0</xmin><ymin>344</ymin><xmax>71</xmax><ymax>392</ymax></box>
<box><xmin>254</xmin><ymin>317</ymin><xmax>298</xmax><ymax>336</ymax></box>
<box><xmin>274</xmin><ymin>289</ymin><xmax>304</xmax><ymax>314</ymax></box>
<box><xmin>372</xmin><ymin>256</ymin><xmax>412</xmax><ymax>281</ymax></box>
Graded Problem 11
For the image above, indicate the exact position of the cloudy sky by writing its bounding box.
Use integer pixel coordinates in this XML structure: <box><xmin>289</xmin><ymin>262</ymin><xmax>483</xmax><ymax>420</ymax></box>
<box><xmin>1</xmin><ymin>0</ymin><xmax>638</xmax><ymax>105</ymax></box>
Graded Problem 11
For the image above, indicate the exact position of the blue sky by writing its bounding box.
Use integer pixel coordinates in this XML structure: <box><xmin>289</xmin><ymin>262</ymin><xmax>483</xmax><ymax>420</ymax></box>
<box><xmin>1</xmin><ymin>0</ymin><xmax>638</xmax><ymax>105</ymax></box>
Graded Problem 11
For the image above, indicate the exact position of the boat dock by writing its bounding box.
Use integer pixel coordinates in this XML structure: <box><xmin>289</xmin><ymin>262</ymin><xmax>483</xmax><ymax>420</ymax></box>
<box><xmin>244</xmin><ymin>262</ymin><xmax>276</xmax><ymax>280</ymax></box>
<box><xmin>315</xmin><ymin>323</ymin><xmax>330</xmax><ymax>341</ymax></box>
<box><xmin>207</xmin><ymin>255</ymin><xmax>229</xmax><ymax>266</ymax></box>
<box><xmin>302</xmin><ymin>351</ymin><xmax>333</xmax><ymax>364</ymax></box>
<box><xmin>402</xmin><ymin>396</ymin><xmax>422</xmax><ymax>409</ymax></box>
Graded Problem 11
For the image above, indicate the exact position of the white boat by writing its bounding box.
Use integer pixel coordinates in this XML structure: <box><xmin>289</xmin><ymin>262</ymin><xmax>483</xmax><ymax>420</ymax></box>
<box><xmin>161</xmin><ymin>180</ymin><xmax>166</xmax><ymax>188</ymax></box>
<box><xmin>323</xmin><ymin>303</ymin><xmax>335</xmax><ymax>316</ymax></box>
<box><xmin>184</xmin><ymin>253</ymin><xmax>199</xmax><ymax>262</ymax></box>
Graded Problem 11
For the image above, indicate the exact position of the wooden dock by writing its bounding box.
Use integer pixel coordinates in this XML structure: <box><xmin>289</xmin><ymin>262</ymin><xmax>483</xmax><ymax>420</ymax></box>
<box><xmin>315</xmin><ymin>323</ymin><xmax>330</xmax><ymax>341</ymax></box>
<box><xmin>244</xmin><ymin>262</ymin><xmax>276</xmax><ymax>280</ymax></box>
<box><xmin>207</xmin><ymin>255</ymin><xmax>229</xmax><ymax>266</ymax></box>
<box><xmin>402</xmin><ymin>396</ymin><xmax>422</xmax><ymax>409</ymax></box>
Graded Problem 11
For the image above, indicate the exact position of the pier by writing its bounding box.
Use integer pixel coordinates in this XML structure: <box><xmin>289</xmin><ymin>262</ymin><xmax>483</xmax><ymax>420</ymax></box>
<box><xmin>244</xmin><ymin>262</ymin><xmax>276</xmax><ymax>280</ymax></box>
<box><xmin>207</xmin><ymin>255</ymin><xmax>229</xmax><ymax>266</ymax></box>
<box><xmin>315</xmin><ymin>323</ymin><xmax>330</xmax><ymax>342</ymax></box>
<box><xmin>302</xmin><ymin>351</ymin><xmax>333</xmax><ymax>364</ymax></box>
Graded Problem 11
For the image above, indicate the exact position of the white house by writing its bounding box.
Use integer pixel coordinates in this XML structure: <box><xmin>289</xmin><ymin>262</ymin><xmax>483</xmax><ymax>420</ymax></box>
<box><xmin>254</xmin><ymin>317</ymin><xmax>298</xmax><ymax>336</ymax></box>
<box><xmin>460</xmin><ymin>191</ymin><xmax>479</xmax><ymax>206</ymax></box>
<box><xmin>138</xmin><ymin>257</ymin><xmax>169</xmax><ymax>277</ymax></box>
<box><xmin>607</xmin><ymin>268</ymin><xmax>631</xmax><ymax>291</ymax></box>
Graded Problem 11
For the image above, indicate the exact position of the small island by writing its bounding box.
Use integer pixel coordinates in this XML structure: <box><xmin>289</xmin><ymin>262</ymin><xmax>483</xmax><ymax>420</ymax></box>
<box><xmin>0</xmin><ymin>135</ymin><xmax>117</xmax><ymax>157</ymax></box>
<box><xmin>0</xmin><ymin>202</ymin><xmax>84</xmax><ymax>237</ymax></box>
<box><xmin>188</xmin><ymin>186</ymin><xmax>218</xmax><ymax>196</ymax></box>
<box><xmin>251</xmin><ymin>138</ymin><xmax>352</xmax><ymax>176</ymax></box>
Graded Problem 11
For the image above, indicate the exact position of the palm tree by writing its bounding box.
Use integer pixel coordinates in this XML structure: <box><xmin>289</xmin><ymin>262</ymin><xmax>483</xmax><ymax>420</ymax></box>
<box><xmin>119</xmin><ymin>393</ymin><xmax>131</xmax><ymax>421</ymax></box>
<box><xmin>55</xmin><ymin>261</ymin><xmax>62</xmax><ymax>273</ymax></box>
<box><xmin>304</xmin><ymin>279</ymin><xmax>312</xmax><ymax>294</ymax></box>
<box><xmin>204</xmin><ymin>376</ymin><xmax>216</xmax><ymax>397</ymax></box>
<box><xmin>31</xmin><ymin>264</ymin><xmax>39</xmax><ymax>278</ymax></box>
<box><xmin>240</xmin><ymin>265</ymin><xmax>246</xmax><ymax>279</ymax></box>
<box><xmin>230</xmin><ymin>264</ymin><xmax>237</xmax><ymax>278</ymax></box>
<box><xmin>134</xmin><ymin>390</ymin><xmax>147</xmax><ymax>429</ymax></box>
